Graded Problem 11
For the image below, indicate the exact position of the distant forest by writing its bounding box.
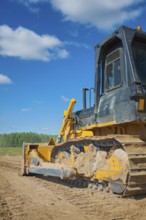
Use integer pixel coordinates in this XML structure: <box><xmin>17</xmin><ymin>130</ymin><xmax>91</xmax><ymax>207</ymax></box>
<box><xmin>0</xmin><ymin>132</ymin><xmax>57</xmax><ymax>148</ymax></box>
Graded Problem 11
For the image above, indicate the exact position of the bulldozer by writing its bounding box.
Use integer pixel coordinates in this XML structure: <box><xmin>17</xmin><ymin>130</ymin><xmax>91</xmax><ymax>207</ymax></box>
<box><xmin>21</xmin><ymin>26</ymin><xmax>146</xmax><ymax>197</ymax></box>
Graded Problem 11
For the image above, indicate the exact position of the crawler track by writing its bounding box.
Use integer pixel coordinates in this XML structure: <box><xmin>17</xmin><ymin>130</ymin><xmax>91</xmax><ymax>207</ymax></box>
<box><xmin>53</xmin><ymin>135</ymin><xmax>146</xmax><ymax>197</ymax></box>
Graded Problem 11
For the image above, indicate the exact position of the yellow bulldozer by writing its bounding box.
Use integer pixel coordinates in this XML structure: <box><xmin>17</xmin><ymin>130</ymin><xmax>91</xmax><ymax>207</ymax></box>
<box><xmin>21</xmin><ymin>26</ymin><xmax>146</xmax><ymax>197</ymax></box>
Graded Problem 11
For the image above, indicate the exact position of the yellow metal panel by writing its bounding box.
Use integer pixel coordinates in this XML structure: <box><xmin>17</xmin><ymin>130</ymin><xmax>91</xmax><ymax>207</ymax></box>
<box><xmin>64</xmin><ymin>110</ymin><xmax>68</xmax><ymax>117</ymax></box>
<box><xmin>80</xmin><ymin>121</ymin><xmax>117</xmax><ymax>131</ymax></box>
<box><xmin>94</xmin><ymin>156</ymin><xmax>123</xmax><ymax>181</ymax></box>
<box><xmin>24</xmin><ymin>145</ymin><xmax>31</xmax><ymax>164</ymax></box>
<box><xmin>138</xmin><ymin>99</ymin><xmax>144</xmax><ymax>111</ymax></box>
<box><xmin>70</xmin><ymin>121</ymin><xmax>117</xmax><ymax>139</ymax></box>
<box><xmin>23</xmin><ymin>144</ymin><xmax>55</xmax><ymax>166</ymax></box>
<box><xmin>80</xmin><ymin>130</ymin><xmax>93</xmax><ymax>137</ymax></box>
<box><xmin>38</xmin><ymin>145</ymin><xmax>54</xmax><ymax>162</ymax></box>
<box><xmin>84</xmin><ymin>146</ymin><xmax>89</xmax><ymax>152</ymax></box>
<box><xmin>60</xmin><ymin>98</ymin><xmax>76</xmax><ymax>136</ymax></box>
<box><xmin>70</xmin><ymin>151</ymin><xmax>75</xmax><ymax>166</ymax></box>
<box><xmin>70</xmin><ymin>130</ymin><xmax>93</xmax><ymax>139</ymax></box>
<box><xmin>48</xmin><ymin>138</ymin><xmax>55</xmax><ymax>145</ymax></box>
<box><xmin>97</xmin><ymin>121</ymin><xmax>117</xmax><ymax>128</ymax></box>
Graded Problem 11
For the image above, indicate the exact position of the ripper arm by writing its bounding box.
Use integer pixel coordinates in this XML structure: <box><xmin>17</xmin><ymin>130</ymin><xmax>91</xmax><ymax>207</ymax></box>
<box><xmin>57</xmin><ymin>98</ymin><xmax>76</xmax><ymax>143</ymax></box>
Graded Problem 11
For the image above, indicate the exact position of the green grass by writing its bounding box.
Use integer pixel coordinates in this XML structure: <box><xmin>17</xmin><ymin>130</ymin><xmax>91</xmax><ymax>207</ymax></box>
<box><xmin>0</xmin><ymin>147</ymin><xmax>22</xmax><ymax>155</ymax></box>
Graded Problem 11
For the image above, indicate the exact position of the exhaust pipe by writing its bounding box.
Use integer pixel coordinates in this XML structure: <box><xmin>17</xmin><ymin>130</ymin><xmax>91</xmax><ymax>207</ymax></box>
<box><xmin>82</xmin><ymin>88</ymin><xmax>89</xmax><ymax>110</ymax></box>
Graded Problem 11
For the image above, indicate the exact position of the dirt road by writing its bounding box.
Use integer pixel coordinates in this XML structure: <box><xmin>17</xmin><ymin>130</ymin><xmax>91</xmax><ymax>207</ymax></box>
<box><xmin>0</xmin><ymin>155</ymin><xmax>146</xmax><ymax>220</ymax></box>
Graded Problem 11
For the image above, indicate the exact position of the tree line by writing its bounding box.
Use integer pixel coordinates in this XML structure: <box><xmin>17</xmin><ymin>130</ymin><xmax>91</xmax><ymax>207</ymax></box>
<box><xmin>0</xmin><ymin>132</ymin><xmax>57</xmax><ymax>148</ymax></box>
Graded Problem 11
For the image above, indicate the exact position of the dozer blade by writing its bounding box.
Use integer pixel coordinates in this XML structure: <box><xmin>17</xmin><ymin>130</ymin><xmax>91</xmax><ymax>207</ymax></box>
<box><xmin>21</xmin><ymin>142</ymin><xmax>76</xmax><ymax>180</ymax></box>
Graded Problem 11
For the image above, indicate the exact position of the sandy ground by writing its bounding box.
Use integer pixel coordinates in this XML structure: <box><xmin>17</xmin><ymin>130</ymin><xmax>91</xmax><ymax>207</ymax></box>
<box><xmin>1</xmin><ymin>156</ymin><xmax>146</xmax><ymax>220</ymax></box>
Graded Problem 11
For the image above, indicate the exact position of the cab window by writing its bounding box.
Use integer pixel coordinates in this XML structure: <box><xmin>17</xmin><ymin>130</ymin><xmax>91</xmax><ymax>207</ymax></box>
<box><xmin>132</xmin><ymin>41</ymin><xmax>146</xmax><ymax>85</ymax></box>
<box><xmin>105</xmin><ymin>49</ymin><xmax>122</xmax><ymax>90</ymax></box>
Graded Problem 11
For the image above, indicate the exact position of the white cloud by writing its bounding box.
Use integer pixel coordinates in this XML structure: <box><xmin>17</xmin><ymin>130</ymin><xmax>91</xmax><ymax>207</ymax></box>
<box><xmin>57</xmin><ymin>49</ymin><xmax>69</xmax><ymax>59</ymax></box>
<box><xmin>0</xmin><ymin>74</ymin><xmax>12</xmax><ymax>84</ymax></box>
<box><xmin>14</xmin><ymin>0</ymin><xmax>144</xmax><ymax>30</ymax></box>
<box><xmin>15</xmin><ymin>0</ymin><xmax>48</xmax><ymax>6</ymax></box>
<box><xmin>21</xmin><ymin>108</ymin><xmax>32</xmax><ymax>112</ymax></box>
<box><xmin>14</xmin><ymin>0</ymin><xmax>49</xmax><ymax>13</ymax></box>
<box><xmin>18</xmin><ymin>0</ymin><xmax>48</xmax><ymax>4</ymax></box>
<box><xmin>50</xmin><ymin>0</ymin><xmax>144</xmax><ymax>30</ymax></box>
<box><xmin>0</xmin><ymin>25</ymin><xmax>69</xmax><ymax>61</ymax></box>
<box><xmin>61</xmin><ymin>96</ymin><xmax>70</xmax><ymax>102</ymax></box>
<box><xmin>65</xmin><ymin>41</ymin><xmax>90</xmax><ymax>49</ymax></box>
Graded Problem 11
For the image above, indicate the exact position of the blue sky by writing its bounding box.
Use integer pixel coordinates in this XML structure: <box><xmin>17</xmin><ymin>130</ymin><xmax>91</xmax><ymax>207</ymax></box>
<box><xmin>0</xmin><ymin>0</ymin><xmax>146</xmax><ymax>135</ymax></box>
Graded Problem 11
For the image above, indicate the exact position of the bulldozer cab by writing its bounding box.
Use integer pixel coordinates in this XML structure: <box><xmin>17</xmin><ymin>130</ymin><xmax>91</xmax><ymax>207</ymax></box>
<box><xmin>74</xmin><ymin>26</ymin><xmax>146</xmax><ymax>130</ymax></box>
<box><xmin>95</xmin><ymin>26</ymin><xmax>146</xmax><ymax>125</ymax></box>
